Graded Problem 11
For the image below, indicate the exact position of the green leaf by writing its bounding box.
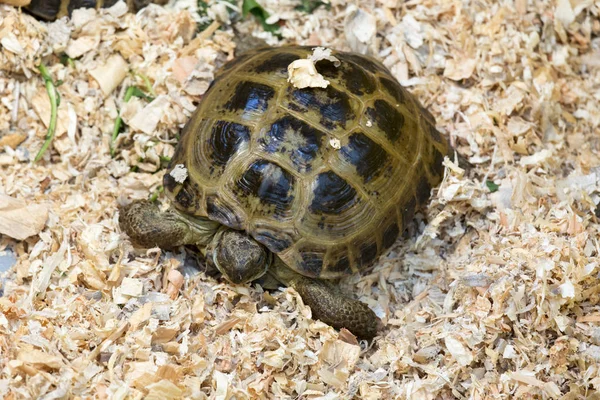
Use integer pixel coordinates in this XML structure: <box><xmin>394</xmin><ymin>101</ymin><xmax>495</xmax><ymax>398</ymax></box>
<box><xmin>134</xmin><ymin>72</ymin><xmax>157</xmax><ymax>97</ymax></box>
<box><xmin>149</xmin><ymin>185</ymin><xmax>164</xmax><ymax>203</ymax></box>
<box><xmin>242</xmin><ymin>0</ymin><xmax>280</xmax><ymax>34</ymax></box>
<box><xmin>34</xmin><ymin>63</ymin><xmax>60</xmax><ymax>163</ymax></box>
<box><xmin>486</xmin><ymin>180</ymin><xmax>499</xmax><ymax>193</ymax></box>
<box><xmin>295</xmin><ymin>0</ymin><xmax>330</xmax><ymax>13</ymax></box>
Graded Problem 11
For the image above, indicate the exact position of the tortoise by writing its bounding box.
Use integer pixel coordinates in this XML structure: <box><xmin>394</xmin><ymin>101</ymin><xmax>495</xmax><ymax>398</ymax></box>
<box><xmin>119</xmin><ymin>45</ymin><xmax>453</xmax><ymax>339</ymax></box>
<box><xmin>19</xmin><ymin>0</ymin><xmax>166</xmax><ymax>21</ymax></box>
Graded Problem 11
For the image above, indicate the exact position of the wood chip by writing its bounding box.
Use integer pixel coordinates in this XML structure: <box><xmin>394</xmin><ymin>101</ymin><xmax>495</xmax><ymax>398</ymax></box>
<box><xmin>1</xmin><ymin>0</ymin><xmax>599</xmax><ymax>397</ymax></box>
<box><xmin>0</xmin><ymin>193</ymin><xmax>48</xmax><ymax>240</ymax></box>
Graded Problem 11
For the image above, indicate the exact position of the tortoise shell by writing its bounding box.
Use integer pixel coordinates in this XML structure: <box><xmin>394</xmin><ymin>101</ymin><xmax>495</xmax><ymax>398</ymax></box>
<box><xmin>164</xmin><ymin>46</ymin><xmax>451</xmax><ymax>279</ymax></box>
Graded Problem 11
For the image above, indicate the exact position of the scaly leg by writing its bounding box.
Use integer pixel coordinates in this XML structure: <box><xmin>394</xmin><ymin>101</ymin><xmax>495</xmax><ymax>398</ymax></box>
<box><xmin>118</xmin><ymin>199</ymin><xmax>220</xmax><ymax>249</ymax></box>
<box><xmin>269</xmin><ymin>257</ymin><xmax>382</xmax><ymax>340</ymax></box>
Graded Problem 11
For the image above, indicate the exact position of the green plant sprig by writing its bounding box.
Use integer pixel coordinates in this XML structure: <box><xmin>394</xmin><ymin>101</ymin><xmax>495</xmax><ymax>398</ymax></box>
<box><xmin>34</xmin><ymin>64</ymin><xmax>61</xmax><ymax>163</ymax></box>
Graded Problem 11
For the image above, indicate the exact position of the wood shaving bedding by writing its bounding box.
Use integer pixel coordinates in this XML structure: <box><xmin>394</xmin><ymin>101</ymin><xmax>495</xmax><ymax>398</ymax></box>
<box><xmin>0</xmin><ymin>0</ymin><xmax>599</xmax><ymax>398</ymax></box>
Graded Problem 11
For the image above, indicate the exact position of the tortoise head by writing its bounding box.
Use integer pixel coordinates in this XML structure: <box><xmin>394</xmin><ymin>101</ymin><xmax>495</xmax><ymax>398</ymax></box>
<box><xmin>209</xmin><ymin>228</ymin><xmax>271</xmax><ymax>284</ymax></box>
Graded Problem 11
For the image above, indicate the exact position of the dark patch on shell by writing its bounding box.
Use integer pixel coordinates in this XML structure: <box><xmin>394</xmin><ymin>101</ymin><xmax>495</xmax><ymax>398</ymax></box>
<box><xmin>224</xmin><ymin>81</ymin><xmax>275</xmax><ymax>116</ymax></box>
<box><xmin>342</xmin><ymin>53</ymin><xmax>387</xmax><ymax>74</ymax></box>
<box><xmin>380</xmin><ymin>77</ymin><xmax>407</xmax><ymax>106</ymax></box>
<box><xmin>253</xmin><ymin>228</ymin><xmax>292</xmax><ymax>253</ymax></box>
<box><xmin>401</xmin><ymin>196</ymin><xmax>417</xmax><ymax>232</ymax></box>
<box><xmin>358</xmin><ymin>241</ymin><xmax>378</xmax><ymax>267</ymax></box>
<box><xmin>328</xmin><ymin>255</ymin><xmax>352</xmax><ymax>274</ymax></box>
<box><xmin>366</xmin><ymin>100</ymin><xmax>406</xmax><ymax>142</ymax></box>
<box><xmin>207</xmin><ymin>195</ymin><xmax>243</xmax><ymax>230</ymax></box>
<box><xmin>340</xmin><ymin>132</ymin><xmax>390</xmax><ymax>183</ymax></box>
<box><xmin>259</xmin><ymin>115</ymin><xmax>325</xmax><ymax>172</ymax></box>
<box><xmin>299</xmin><ymin>251</ymin><xmax>323</xmax><ymax>277</ymax></box>
<box><xmin>289</xmin><ymin>85</ymin><xmax>354</xmax><ymax>130</ymax></box>
<box><xmin>174</xmin><ymin>181</ymin><xmax>199</xmax><ymax>210</ymax></box>
<box><xmin>415</xmin><ymin>174</ymin><xmax>432</xmax><ymax>204</ymax></box>
<box><xmin>316</xmin><ymin>60</ymin><xmax>376</xmax><ymax>96</ymax></box>
<box><xmin>163</xmin><ymin>169</ymin><xmax>179</xmax><ymax>193</ymax></box>
<box><xmin>382</xmin><ymin>222</ymin><xmax>400</xmax><ymax>250</ymax></box>
<box><xmin>208</xmin><ymin>120</ymin><xmax>250</xmax><ymax>171</ymax></box>
<box><xmin>427</xmin><ymin>122</ymin><xmax>444</xmax><ymax>144</ymax></box>
<box><xmin>234</xmin><ymin>160</ymin><xmax>295</xmax><ymax>218</ymax></box>
<box><xmin>430</xmin><ymin>144</ymin><xmax>446</xmax><ymax>177</ymax></box>
<box><xmin>254</xmin><ymin>52</ymin><xmax>299</xmax><ymax>76</ymax></box>
<box><xmin>310</xmin><ymin>171</ymin><xmax>358</xmax><ymax>215</ymax></box>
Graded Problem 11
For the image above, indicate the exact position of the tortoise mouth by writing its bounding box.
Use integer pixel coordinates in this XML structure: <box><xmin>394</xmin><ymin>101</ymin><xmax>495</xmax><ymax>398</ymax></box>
<box><xmin>209</xmin><ymin>228</ymin><xmax>272</xmax><ymax>284</ymax></box>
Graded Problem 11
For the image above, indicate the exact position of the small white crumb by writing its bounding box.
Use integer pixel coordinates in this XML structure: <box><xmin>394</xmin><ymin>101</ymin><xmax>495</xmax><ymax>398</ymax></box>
<box><xmin>120</xmin><ymin>277</ymin><xmax>144</xmax><ymax>297</ymax></box>
<box><xmin>366</xmin><ymin>120</ymin><xmax>373</xmax><ymax>127</ymax></box>
<box><xmin>287</xmin><ymin>47</ymin><xmax>341</xmax><ymax>89</ymax></box>
<box><xmin>329</xmin><ymin>138</ymin><xmax>341</xmax><ymax>149</ymax></box>
<box><xmin>170</xmin><ymin>164</ymin><xmax>188</xmax><ymax>183</ymax></box>
<box><xmin>503</xmin><ymin>344</ymin><xmax>517</xmax><ymax>359</ymax></box>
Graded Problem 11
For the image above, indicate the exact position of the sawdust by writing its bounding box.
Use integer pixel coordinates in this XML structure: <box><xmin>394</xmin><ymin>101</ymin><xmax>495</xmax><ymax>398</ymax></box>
<box><xmin>1</xmin><ymin>0</ymin><xmax>600</xmax><ymax>398</ymax></box>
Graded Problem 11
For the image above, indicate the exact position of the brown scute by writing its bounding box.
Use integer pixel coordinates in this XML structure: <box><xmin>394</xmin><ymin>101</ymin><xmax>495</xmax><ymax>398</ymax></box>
<box><xmin>206</xmin><ymin>195</ymin><xmax>244</xmax><ymax>230</ymax></box>
<box><xmin>366</xmin><ymin>100</ymin><xmax>406</xmax><ymax>142</ymax></box>
<box><xmin>233</xmin><ymin>160</ymin><xmax>295</xmax><ymax>219</ymax></box>
<box><xmin>288</xmin><ymin>85</ymin><xmax>355</xmax><ymax>130</ymax></box>
<box><xmin>259</xmin><ymin>115</ymin><xmax>325</xmax><ymax>173</ymax></box>
<box><xmin>340</xmin><ymin>132</ymin><xmax>390</xmax><ymax>183</ymax></box>
<box><xmin>309</xmin><ymin>171</ymin><xmax>358</xmax><ymax>215</ymax></box>
<box><xmin>208</xmin><ymin>120</ymin><xmax>250</xmax><ymax>169</ymax></box>
<box><xmin>223</xmin><ymin>81</ymin><xmax>275</xmax><ymax>116</ymax></box>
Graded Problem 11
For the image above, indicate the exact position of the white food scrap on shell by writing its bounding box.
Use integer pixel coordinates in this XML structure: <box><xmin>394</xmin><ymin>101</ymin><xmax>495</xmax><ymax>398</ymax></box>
<box><xmin>329</xmin><ymin>138</ymin><xmax>341</xmax><ymax>149</ymax></box>
<box><xmin>287</xmin><ymin>47</ymin><xmax>340</xmax><ymax>89</ymax></box>
<box><xmin>169</xmin><ymin>164</ymin><xmax>188</xmax><ymax>183</ymax></box>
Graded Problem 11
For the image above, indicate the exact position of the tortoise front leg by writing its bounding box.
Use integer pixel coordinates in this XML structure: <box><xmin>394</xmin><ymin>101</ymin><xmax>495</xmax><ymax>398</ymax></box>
<box><xmin>118</xmin><ymin>199</ymin><xmax>220</xmax><ymax>249</ymax></box>
<box><xmin>269</xmin><ymin>258</ymin><xmax>382</xmax><ymax>340</ymax></box>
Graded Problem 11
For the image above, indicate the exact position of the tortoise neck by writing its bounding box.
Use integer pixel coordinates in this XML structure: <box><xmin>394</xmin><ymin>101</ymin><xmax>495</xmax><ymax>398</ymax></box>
<box><xmin>174</xmin><ymin>210</ymin><xmax>222</xmax><ymax>247</ymax></box>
